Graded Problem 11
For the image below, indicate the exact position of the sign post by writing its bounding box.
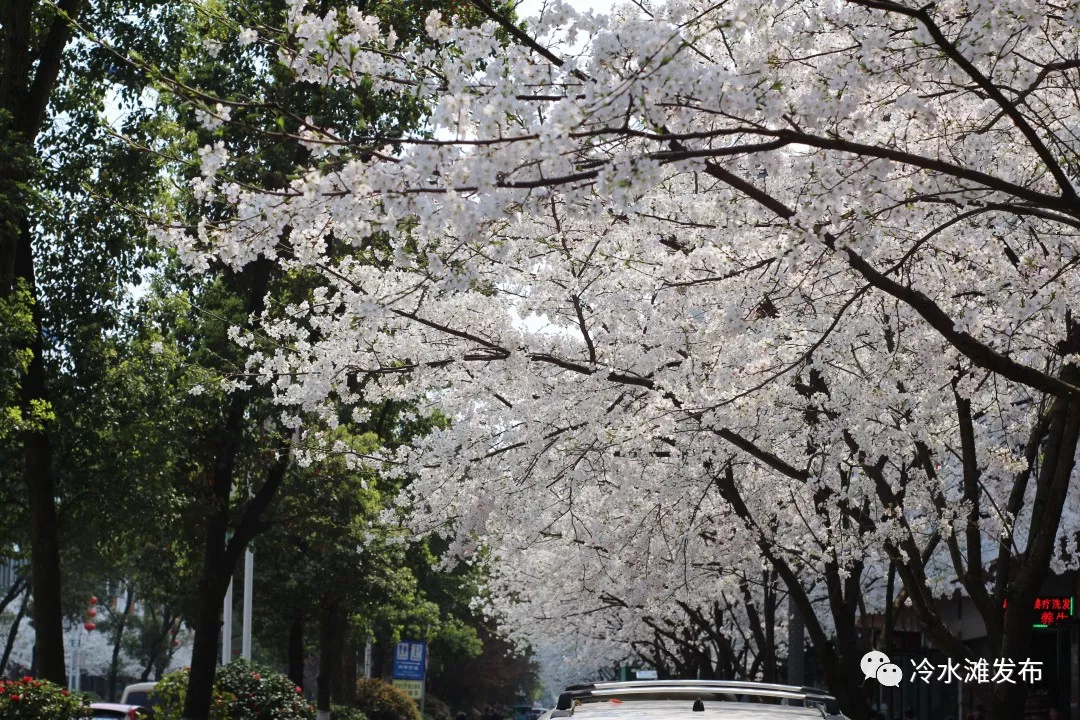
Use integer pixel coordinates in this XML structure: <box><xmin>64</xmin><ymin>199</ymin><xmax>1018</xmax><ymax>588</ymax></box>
<box><xmin>392</xmin><ymin>641</ymin><xmax>427</xmax><ymax>707</ymax></box>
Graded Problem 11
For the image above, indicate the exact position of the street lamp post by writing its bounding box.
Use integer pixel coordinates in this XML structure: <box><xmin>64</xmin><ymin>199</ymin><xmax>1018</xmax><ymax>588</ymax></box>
<box><xmin>69</xmin><ymin>597</ymin><xmax>98</xmax><ymax>691</ymax></box>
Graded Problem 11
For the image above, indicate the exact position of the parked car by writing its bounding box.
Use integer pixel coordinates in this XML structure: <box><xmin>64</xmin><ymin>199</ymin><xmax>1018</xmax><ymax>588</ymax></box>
<box><xmin>119</xmin><ymin>682</ymin><xmax>159</xmax><ymax>717</ymax></box>
<box><xmin>544</xmin><ymin>680</ymin><xmax>849</xmax><ymax>719</ymax></box>
<box><xmin>88</xmin><ymin>702</ymin><xmax>152</xmax><ymax>720</ymax></box>
<box><xmin>120</xmin><ymin>682</ymin><xmax>158</xmax><ymax>707</ymax></box>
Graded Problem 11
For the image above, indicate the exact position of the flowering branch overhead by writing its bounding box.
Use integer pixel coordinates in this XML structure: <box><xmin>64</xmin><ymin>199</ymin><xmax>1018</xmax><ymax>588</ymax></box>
<box><xmin>143</xmin><ymin>0</ymin><xmax>1080</xmax><ymax>714</ymax></box>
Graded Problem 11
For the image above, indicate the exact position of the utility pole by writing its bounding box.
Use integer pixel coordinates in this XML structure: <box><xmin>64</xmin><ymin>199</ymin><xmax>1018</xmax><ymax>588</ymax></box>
<box><xmin>242</xmin><ymin>547</ymin><xmax>253</xmax><ymax>659</ymax></box>
<box><xmin>67</xmin><ymin>623</ymin><xmax>77</xmax><ymax>691</ymax></box>
<box><xmin>222</xmin><ymin>578</ymin><xmax>233</xmax><ymax>665</ymax></box>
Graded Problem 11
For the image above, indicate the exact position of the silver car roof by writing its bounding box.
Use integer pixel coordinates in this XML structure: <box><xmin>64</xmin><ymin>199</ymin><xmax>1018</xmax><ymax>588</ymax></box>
<box><xmin>555</xmin><ymin>681</ymin><xmax>840</xmax><ymax>716</ymax></box>
<box><xmin>541</xmin><ymin>700</ymin><xmax>825</xmax><ymax>720</ymax></box>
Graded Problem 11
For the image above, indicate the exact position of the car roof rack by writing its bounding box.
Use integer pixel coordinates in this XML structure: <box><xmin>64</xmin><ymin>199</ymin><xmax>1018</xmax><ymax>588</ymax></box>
<box><xmin>556</xmin><ymin>680</ymin><xmax>840</xmax><ymax>716</ymax></box>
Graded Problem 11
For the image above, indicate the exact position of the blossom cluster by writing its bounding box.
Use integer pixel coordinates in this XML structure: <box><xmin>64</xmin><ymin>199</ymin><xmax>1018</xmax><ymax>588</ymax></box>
<box><xmin>158</xmin><ymin>0</ymin><xmax>1080</xmax><ymax>669</ymax></box>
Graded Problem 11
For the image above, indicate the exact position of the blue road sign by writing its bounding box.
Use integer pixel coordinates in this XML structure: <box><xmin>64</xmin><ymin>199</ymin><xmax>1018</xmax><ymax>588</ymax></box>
<box><xmin>392</xmin><ymin>640</ymin><xmax>426</xmax><ymax>681</ymax></box>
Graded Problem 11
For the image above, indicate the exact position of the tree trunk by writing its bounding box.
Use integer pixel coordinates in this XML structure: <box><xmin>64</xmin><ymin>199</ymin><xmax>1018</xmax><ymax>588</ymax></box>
<box><xmin>762</xmin><ymin>577</ymin><xmax>776</xmax><ymax>683</ymax></box>
<box><xmin>0</xmin><ymin>574</ymin><xmax>26</xmax><ymax>616</ymax></box>
<box><xmin>317</xmin><ymin>601</ymin><xmax>346</xmax><ymax>720</ymax></box>
<box><xmin>140</xmin><ymin>606</ymin><xmax>168</xmax><ymax>682</ymax></box>
<box><xmin>140</xmin><ymin>651</ymin><xmax>155</xmax><ymax>682</ymax></box>
<box><xmin>786</xmin><ymin>596</ymin><xmax>803</xmax><ymax>685</ymax></box>
<box><xmin>181</xmin><ymin>502</ymin><xmax>232</xmax><ymax>720</ymax></box>
<box><xmin>288</xmin><ymin>609</ymin><xmax>306</xmax><ymax>690</ymax></box>
<box><xmin>714</xmin><ymin>465</ymin><xmax>865</xmax><ymax>718</ymax></box>
<box><xmin>183</xmin><ymin>569</ymin><xmax>230</xmax><ymax>720</ymax></box>
<box><xmin>108</xmin><ymin>582</ymin><xmax>135</xmax><ymax>701</ymax></box>
<box><xmin>16</xmin><ymin>215</ymin><xmax>65</xmax><ymax>685</ymax></box>
<box><xmin>182</xmin><ymin>258</ymin><xmax>288</xmax><ymax>720</ymax></box>
<box><xmin>986</xmin><ymin>392</ymin><xmax>1080</xmax><ymax>720</ymax></box>
<box><xmin>342</xmin><ymin>635</ymin><xmax>358</xmax><ymax>706</ymax></box>
<box><xmin>377</xmin><ymin>635</ymin><xmax>392</xmax><ymax>680</ymax></box>
<box><xmin>154</xmin><ymin>614</ymin><xmax>181</xmax><ymax>684</ymax></box>
<box><xmin>0</xmin><ymin>582</ymin><xmax>30</xmax><ymax>675</ymax></box>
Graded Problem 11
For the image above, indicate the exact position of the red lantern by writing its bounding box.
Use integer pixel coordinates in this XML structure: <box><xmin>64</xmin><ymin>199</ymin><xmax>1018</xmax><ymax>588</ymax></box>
<box><xmin>84</xmin><ymin>622</ymin><xmax>96</xmax><ymax>632</ymax></box>
<box><xmin>88</xmin><ymin>596</ymin><xmax>98</xmax><ymax>605</ymax></box>
<box><xmin>86</xmin><ymin>608</ymin><xmax>97</xmax><ymax>618</ymax></box>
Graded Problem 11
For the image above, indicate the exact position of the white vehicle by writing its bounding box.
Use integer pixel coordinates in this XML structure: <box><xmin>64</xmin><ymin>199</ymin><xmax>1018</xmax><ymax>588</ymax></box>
<box><xmin>119</xmin><ymin>682</ymin><xmax>159</xmax><ymax>714</ymax></box>
<box><xmin>88</xmin><ymin>702</ymin><xmax>151</xmax><ymax>720</ymax></box>
<box><xmin>544</xmin><ymin>680</ymin><xmax>850</xmax><ymax>720</ymax></box>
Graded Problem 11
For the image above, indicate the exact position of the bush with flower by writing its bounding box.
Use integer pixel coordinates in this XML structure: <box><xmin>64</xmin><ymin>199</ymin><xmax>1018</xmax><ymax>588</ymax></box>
<box><xmin>214</xmin><ymin>659</ymin><xmax>314</xmax><ymax>720</ymax></box>
<box><xmin>150</xmin><ymin>666</ymin><xmax>234</xmax><ymax>720</ymax></box>
<box><xmin>151</xmin><ymin>660</ymin><xmax>314</xmax><ymax>720</ymax></box>
<box><xmin>0</xmin><ymin>676</ymin><xmax>89</xmax><ymax>720</ymax></box>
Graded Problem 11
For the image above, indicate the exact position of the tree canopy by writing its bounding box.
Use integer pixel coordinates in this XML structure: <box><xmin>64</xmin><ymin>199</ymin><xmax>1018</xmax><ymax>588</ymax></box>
<box><xmin>154</xmin><ymin>1</ymin><xmax>1080</xmax><ymax>718</ymax></box>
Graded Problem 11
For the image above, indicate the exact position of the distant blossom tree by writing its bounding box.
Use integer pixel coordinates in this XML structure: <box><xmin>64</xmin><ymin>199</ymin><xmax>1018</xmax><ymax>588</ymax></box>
<box><xmin>154</xmin><ymin>0</ymin><xmax>1080</xmax><ymax>718</ymax></box>
<box><xmin>483</xmin><ymin>532</ymin><xmax>792</xmax><ymax>683</ymax></box>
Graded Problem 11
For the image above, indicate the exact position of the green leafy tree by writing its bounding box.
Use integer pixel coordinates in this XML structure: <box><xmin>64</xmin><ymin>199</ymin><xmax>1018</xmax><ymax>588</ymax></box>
<box><xmin>0</xmin><ymin>0</ymin><xmax>187</xmax><ymax>682</ymax></box>
<box><xmin>119</xmin><ymin>0</ymin><xmax>509</xmax><ymax>714</ymax></box>
<box><xmin>249</xmin><ymin>427</ymin><xmax>419</xmax><ymax>714</ymax></box>
<box><xmin>0</xmin><ymin>280</ymin><xmax>33</xmax><ymax>445</ymax></box>
<box><xmin>48</xmin><ymin>292</ymin><xmax>206</xmax><ymax>696</ymax></box>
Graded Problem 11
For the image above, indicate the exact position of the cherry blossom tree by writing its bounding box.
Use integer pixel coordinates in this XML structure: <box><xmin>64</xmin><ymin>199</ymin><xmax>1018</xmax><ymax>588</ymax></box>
<box><xmin>154</xmin><ymin>0</ymin><xmax>1080</xmax><ymax>717</ymax></box>
<box><xmin>483</xmin><ymin>528</ymin><xmax>791</xmax><ymax>683</ymax></box>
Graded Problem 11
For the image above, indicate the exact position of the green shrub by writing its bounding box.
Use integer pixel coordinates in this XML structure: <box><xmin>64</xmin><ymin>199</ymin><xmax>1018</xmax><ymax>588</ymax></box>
<box><xmin>151</xmin><ymin>661</ymin><xmax>314</xmax><ymax>720</ymax></box>
<box><xmin>423</xmin><ymin>695</ymin><xmax>452</xmax><ymax>720</ymax></box>
<box><xmin>215</xmin><ymin>659</ymin><xmax>315</xmax><ymax>720</ymax></box>
<box><xmin>149</xmin><ymin>667</ymin><xmax>233</xmax><ymax>720</ymax></box>
<box><xmin>0</xmin><ymin>676</ymin><xmax>89</xmax><ymax>720</ymax></box>
<box><xmin>354</xmin><ymin>679</ymin><xmax>421</xmax><ymax>720</ymax></box>
<box><xmin>331</xmin><ymin>704</ymin><xmax>369</xmax><ymax>720</ymax></box>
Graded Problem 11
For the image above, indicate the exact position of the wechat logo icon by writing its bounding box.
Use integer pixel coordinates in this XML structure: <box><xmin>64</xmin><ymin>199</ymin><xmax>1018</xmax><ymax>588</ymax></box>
<box><xmin>861</xmin><ymin>650</ymin><xmax>903</xmax><ymax>687</ymax></box>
